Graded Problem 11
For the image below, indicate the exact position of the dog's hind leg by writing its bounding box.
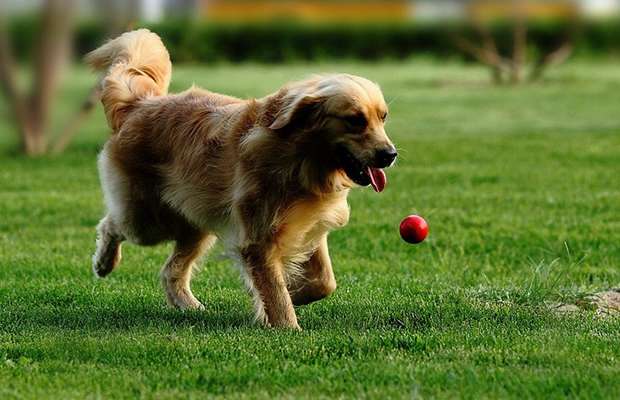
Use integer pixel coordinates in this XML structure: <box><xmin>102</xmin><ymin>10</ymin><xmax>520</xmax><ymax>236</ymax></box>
<box><xmin>92</xmin><ymin>214</ymin><xmax>125</xmax><ymax>277</ymax></box>
<box><xmin>161</xmin><ymin>232</ymin><xmax>217</xmax><ymax>310</ymax></box>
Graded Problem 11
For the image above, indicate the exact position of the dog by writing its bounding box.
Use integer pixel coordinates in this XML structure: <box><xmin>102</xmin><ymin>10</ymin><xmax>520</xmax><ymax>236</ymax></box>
<box><xmin>88</xmin><ymin>29</ymin><xmax>397</xmax><ymax>329</ymax></box>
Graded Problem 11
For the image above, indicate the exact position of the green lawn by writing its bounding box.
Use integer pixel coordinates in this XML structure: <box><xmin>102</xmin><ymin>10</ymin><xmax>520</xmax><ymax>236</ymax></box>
<box><xmin>1</xmin><ymin>60</ymin><xmax>619</xmax><ymax>399</ymax></box>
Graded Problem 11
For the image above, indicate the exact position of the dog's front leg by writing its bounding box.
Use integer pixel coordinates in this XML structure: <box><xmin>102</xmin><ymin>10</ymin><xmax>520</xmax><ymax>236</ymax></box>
<box><xmin>240</xmin><ymin>243</ymin><xmax>300</xmax><ymax>329</ymax></box>
<box><xmin>289</xmin><ymin>235</ymin><xmax>337</xmax><ymax>306</ymax></box>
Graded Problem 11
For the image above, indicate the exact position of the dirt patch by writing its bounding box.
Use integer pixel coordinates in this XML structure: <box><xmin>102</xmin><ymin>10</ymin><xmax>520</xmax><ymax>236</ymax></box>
<box><xmin>550</xmin><ymin>288</ymin><xmax>620</xmax><ymax>317</ymax></box>
<box><xmin>584</xmin><ymin>289</ymin><xmax>620</xmax><ymax>316</ymax></box>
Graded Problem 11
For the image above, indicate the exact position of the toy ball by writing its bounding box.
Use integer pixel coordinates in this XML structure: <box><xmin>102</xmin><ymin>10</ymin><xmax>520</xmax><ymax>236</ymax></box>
<box><xmin>400</xmin><ymin>215</ymin><xmax>428</xmax><ymax>244</ymax></box>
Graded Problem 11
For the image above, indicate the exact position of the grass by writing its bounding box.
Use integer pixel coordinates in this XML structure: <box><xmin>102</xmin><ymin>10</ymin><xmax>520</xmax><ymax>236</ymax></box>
<box><xmin>1</xmin><ymin>60</ymin><xmax>619</xmax><ymax>399</ymax></box>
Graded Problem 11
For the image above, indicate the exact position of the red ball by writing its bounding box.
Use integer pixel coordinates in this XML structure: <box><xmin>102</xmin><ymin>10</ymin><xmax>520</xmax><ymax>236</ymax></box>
<box><xmin>400</xmin><ymin>215</ymin><xmax>429</xmax><ymax>244</ymax></box>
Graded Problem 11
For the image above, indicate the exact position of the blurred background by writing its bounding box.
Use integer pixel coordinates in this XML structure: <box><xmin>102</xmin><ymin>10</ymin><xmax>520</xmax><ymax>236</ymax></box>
<box><xmin>0</xmin><ymin>0</ymin><xmax>619</xmax><ymax>155</ymax></box>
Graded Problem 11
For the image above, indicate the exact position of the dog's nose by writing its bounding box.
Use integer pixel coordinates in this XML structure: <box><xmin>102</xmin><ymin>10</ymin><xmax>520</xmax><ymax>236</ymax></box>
<box><xmin>375</xmin><ymin>147</ymin><xmax>397</xmax><ymax>168</ymax></box>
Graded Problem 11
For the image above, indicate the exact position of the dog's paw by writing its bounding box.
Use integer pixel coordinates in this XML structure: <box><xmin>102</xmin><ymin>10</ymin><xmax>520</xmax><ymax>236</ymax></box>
<box><xmin>261</xmin><ymin>314</ymin><xmax>301</xmax><ymax>330</ymax></box>
<box><xmin>92</xmin><ymin>243</ymin><xmax>122</xmax><ymax>278</ymax></box>
<box><xmin>165</xmin><ymin>288</ymin><xmax>205</xmax><ymax>311</ymax></box>
<box><xmin>267</xmin><ymin>320</ymin><xmax>302</xmax><ymax>331</ymax></box>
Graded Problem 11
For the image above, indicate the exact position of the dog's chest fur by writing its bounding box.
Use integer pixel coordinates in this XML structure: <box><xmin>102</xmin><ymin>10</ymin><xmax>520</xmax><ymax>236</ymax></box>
<box><xmin>276</xmin><ymin>191</ymin><xmax>350</xmax><ymax>265</ymax></box>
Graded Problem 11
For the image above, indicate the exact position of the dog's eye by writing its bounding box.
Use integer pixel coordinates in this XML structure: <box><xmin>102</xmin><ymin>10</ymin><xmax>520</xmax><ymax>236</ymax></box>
<box><xmin>342</xmin><ymin>114</ymin><xmax>367</xmax><ymax>130</ymax></box>
<box><xmin>380</xmin><ymin>111</ymin><xmax>388</xmax><ymax>122</ymax></box>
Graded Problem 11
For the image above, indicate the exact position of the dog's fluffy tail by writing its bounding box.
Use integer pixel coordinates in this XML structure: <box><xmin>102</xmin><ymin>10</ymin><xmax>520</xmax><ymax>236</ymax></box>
<box><xmin>85</xmin><ymin>29</ymin><xmax>171</xmax><ymax>131</ymax></box>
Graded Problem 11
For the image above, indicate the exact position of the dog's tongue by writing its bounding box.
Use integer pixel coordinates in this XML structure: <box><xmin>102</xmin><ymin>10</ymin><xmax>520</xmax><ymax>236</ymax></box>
<box><xmin>367</xmin><ymin>167</ymin><xmax>386</xmax><ymax>193</ymax></box>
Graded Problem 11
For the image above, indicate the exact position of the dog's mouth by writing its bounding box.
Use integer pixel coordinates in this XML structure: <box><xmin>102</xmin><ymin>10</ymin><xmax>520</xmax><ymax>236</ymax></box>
<box><xmin>337</xmin><ymin>146</ymin><xmax>387</xmax><ymax>193</ymax></box>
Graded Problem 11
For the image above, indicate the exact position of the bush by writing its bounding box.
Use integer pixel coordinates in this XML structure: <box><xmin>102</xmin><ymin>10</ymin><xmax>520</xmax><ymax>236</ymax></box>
<box><xmin>9</xmin><ymin>17</ymin><xmax>620</xmax><ymax>63</ymax></box>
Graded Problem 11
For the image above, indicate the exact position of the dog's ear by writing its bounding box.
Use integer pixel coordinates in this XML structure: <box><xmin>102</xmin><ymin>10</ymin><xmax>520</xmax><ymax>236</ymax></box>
<box><xmin>269</xmin><ymin>92</ymin><xmax>322</xmax><ymax>131</ymax></box>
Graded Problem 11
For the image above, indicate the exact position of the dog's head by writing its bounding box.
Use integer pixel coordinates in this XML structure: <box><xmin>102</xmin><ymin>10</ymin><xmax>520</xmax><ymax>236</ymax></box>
<box><xmin>269</xmin><ymin>74</ymin><xmax>396</xmax><ymax>193</ymax></box>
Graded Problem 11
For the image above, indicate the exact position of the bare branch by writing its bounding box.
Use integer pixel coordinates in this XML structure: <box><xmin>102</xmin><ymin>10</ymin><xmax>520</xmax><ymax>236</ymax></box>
<box><xmin>471</xmin><ymin>14</ymin><xmax>500</xmax><ymax>57</ymax></box>
<box><xmin>0</xmin><ymin>12</ymin><xmax>36</xmax><ymax>152</ymax></box>
<box><xmin>473</xmin><ymin>19</ymin><xmax>505</xmax><ymax>83</ymax></box>
<box><xmin>529</xmin><ymin>42</ymin><xmax>574</xmax><ymax>82</ymax></box>
<box><xmin>51</xmin><ymin>21</ymin><xmax>135</xmax><ymax>154</ymax></box>
<box><xmin>0</xmin><ymin>17</ymin><xmax>19</xmax><ymax>102</ymax></box>
<box><xmin>51</xmin><ymin>82</ymin><xmax>101</xmax><ymax>154</ymax></box>
<box><xmin>453</xmin><ymin>36</ymin><xmax>511</xmax><ymax>73</ymax></box>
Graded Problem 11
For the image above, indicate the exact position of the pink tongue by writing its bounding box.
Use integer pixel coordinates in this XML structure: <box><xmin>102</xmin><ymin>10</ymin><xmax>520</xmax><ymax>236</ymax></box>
<box><xmin>367</xmin><ymin>167</ymin><xmax>386</xmax><ymax>193</ymax></box>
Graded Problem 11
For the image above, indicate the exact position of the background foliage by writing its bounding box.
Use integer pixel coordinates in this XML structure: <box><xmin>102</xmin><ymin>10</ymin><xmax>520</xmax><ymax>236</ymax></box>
<box><xmin>9</xmin><ymin>17</ymin><xmax>620</xmax><ymax>63</ymax></box>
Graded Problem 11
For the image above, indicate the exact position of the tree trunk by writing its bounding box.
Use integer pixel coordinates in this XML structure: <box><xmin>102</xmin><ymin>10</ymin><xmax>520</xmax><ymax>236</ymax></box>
<box><xmin>28</xmin><ymin>0</ymin><xmax>76</xmax><ymax>155</ymax></box>
<box><xmin>511</xmin><ymin>2</ymin><xmax>528</xmax><ymax>84</ymax></box>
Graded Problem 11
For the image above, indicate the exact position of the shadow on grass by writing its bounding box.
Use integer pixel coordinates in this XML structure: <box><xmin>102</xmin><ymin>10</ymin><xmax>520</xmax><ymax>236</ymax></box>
<box><xmin>0</xmin><ymin>285</ymin><xmax>557</xmax><ymax>336</ymax></box>
<box><xmin>303</xmin><ymin>297</ymin><xmax>550</xmax><ymax>333</ymax></box>
<box><xmin>0</xmin><ymin>298</ymin><xmax>254</xmax><ymax>334</ymax></box>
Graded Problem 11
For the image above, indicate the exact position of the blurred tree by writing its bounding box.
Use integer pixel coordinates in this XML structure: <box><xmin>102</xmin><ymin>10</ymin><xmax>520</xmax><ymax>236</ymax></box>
<box><xmin>0</xmin><ymin>0</ymin><xmax>76</xmax><ymax>155</ymax></box>
<box><xmin>51</xmin><ymin>1</ymin><xmax>135</xmax><ymax>154</ymax></box>
<box><xmin>453</xmin><ymin>0</ymin><xmax>576</xmax><ymax>85</ymax></box>
<box><xmin>0</xmin><ymin>0</ymin><xmax>133</xmax><ymax>155</ymax></box>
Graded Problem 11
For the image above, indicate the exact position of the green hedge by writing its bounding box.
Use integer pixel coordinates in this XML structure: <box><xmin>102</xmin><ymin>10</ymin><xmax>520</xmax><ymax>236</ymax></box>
<box><xmin>9</xmin><ymin>17</ymin><xmax>620</xmax><ymax>63</ymax></box>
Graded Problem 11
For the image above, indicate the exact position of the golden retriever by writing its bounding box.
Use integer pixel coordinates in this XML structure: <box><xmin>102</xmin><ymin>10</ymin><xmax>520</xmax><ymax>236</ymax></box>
<box><xmin>88</xmin><ymin>29</ymin><xmax>397</xmax><ymax>329</ymax></box>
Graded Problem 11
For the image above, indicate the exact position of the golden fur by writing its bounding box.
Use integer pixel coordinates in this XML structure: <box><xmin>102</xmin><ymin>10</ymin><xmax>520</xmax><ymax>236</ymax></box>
<box><xmin>88</xmin><ymin>29</ymin><xmax>396</xmax><ymax>329</ymax></box>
